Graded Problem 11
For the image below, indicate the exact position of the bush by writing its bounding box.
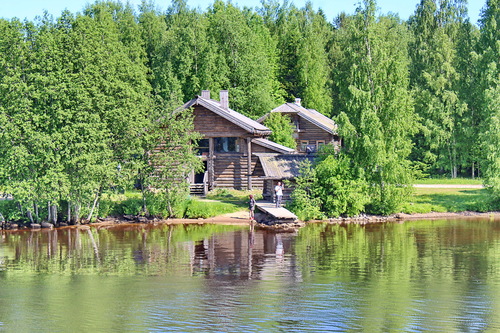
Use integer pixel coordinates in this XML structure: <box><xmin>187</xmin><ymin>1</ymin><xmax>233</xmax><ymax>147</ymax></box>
<box><xmin>0</xmin><ymin>199</ymin><xmax>25</xmax><ymax>222</ymax></box>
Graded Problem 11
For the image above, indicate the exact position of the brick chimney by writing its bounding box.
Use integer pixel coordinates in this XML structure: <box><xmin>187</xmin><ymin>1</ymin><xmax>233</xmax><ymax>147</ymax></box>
<box><xmin>220</xmin><ymin>90</ymin><xmax>229</xmax><ymax>110</ymax></box>
<box><xmin>201</xmin><ymin>90</ymin><xmax>210</xmax><ymax>99</ymax></box>
<box><xmin>295</xmin><ymin>98</ymin><xmax>301</xmax><ymax>106</ymax></box>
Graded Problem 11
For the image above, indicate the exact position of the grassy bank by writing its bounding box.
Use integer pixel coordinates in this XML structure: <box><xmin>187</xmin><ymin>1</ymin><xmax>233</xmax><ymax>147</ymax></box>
<box><xmin>100</xmin><ymin>189</ymin><xmax>258</xmax><ymax>219</ymax></box>
<box><xmin>415</xmin><ymin>178</ymin><xmax>483</xmax><ymax>185</ymax></box>
<box><xmin>400</xmin><ymin>187</ymin><xmax>493</xmax><ymax>214</ymax></box>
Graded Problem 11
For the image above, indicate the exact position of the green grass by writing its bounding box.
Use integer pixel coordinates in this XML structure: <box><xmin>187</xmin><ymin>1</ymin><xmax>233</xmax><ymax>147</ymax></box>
<box><xmin>400</xmin><ymin>187</ymin><xmax>493</xmax><ymax>214</ymax></box>
<box><xmin>184</xmin><ymin>199</ymin><xmax>242</xmax><ymax>218</ymax></box>
<box><xmin>99</xmin><ymin>189</ymin><xmax>258</xmax><ymax>219</ymax></box>
<box><xmin>415</xmin><ymin>177</ymin><xmax>483</xmax><ymax>185</ymax></box>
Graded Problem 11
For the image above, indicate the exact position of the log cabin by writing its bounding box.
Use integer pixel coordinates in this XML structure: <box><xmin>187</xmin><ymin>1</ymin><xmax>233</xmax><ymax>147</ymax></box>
<box><xmin>181</xmin><ymin>90</ymin><xmax>294</xmax><ymax>193</ymax></box>
<box><xmin>257</xmin><ymin>98</ymin><xmax>340</xmax><ymax>154</ymax></box>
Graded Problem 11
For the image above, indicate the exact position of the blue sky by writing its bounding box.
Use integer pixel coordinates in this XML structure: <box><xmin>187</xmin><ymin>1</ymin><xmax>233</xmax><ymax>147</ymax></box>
<box><xmin>0</xmin><ymin>0</ymin><xmax>485</xmax><ymax>26</ymax></box>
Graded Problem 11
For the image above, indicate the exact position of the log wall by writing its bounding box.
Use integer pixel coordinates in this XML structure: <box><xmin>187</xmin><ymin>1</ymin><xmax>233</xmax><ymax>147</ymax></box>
<box><xmin>193</xmin><ymin>106</ymin><xmax>248</xmax><ymax>137</ymax></box>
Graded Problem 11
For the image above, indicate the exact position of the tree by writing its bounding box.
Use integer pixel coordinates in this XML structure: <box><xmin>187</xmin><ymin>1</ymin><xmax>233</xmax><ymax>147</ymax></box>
<box><xmin>288</xmin><ymin>160</ymin><xmax>324</xmax><ymax>221</ymax></box>
<box><xmin>408</xmin><ymin>0</ymin><xmax>469</xmax><ymax>178</ymax></box>
<box><xmin>313</xmin><ymin>153</ymin><xmax>368</xmax><ymax>217</ymax></box>
<box><xmin>477</xmin><ymin>0</ymin><xmax>500</xmax><ymax>203</ymax></box>
<box><xmin>262</xmin><ymin>1</ymin><xmax>332</xmax><ymax>115</ymax></box>
<box><xmin>144</xmin><ymin>108</ymin><xmax>202</xmax><ymax>217</ymax></box>
<box><xmin>263</xmin><ymin>113</ymin><xmax>296</xmax><ymax>149</ymax></box>
<box><xmin>331</xmin><ymin>1</ymin><xmax>416</xmax><ymax>214</ymax></box>
<box><xmin>206</xmin><ymin>0</ymin><xmax>282</xmax><ymax>117</ymax></box>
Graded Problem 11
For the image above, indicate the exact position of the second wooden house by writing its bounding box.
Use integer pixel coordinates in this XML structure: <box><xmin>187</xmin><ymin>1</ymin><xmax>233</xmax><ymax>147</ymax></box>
<box><xmin>257</xmin><ymin>98</ymin><xmax>340</xmax><ymax>154</ymax></box>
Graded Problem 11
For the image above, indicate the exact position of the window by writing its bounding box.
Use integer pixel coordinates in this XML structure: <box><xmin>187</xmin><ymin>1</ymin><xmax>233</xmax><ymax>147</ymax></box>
<box><xmin>196</xmin><ymin>139</ymin><xmax>209</xmax><ymax>156</ymax></box>
<box><xmin>215</xmin><ymin>137</ymin><xmax>239</xmax><ymax>153</ymax></box>
<box><xmin>300</xmin><ymin>140</ymin><xmax>309</xmax><ymax>152</ymax></box>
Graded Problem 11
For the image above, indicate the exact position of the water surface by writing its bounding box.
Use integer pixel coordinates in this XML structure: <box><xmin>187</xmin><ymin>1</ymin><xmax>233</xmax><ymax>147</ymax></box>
<box><xmin>1</xmin><ymin>218</ymin><xmax>500</xmax><ymax>332</ymax></box>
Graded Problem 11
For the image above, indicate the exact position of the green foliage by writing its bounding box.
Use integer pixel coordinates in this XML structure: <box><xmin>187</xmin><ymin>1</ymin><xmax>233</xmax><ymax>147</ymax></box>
<box><xmin>263</xmin><ymin>113</ymin><xmax>296</xmax><ymax>149</ymax></box>
<box><xmin>183</xmin><ymin>199</ymin><xmax>241</xmax><ymax>219</ymax></box>
<box><xmin>0</xmin><ymin>200</ymin><xmax>24</xmax><ymax>222</ymax></box>
<box><xmin>331</xmin><ymin>1</ymin><xmax>416</xmax><ymax>215</ymax></box>
<box><xmin>477</xmin><ymin>0</ymin><xmax>500</xmax><ymax>202</ymax></box>
<box><xmin>480</xmin><ymin>85</ymin><xmax>500</xmax><ymax>199</ymax></box>
<box><xmin>143</xmin><ymin>108</ymin><xmax>202</xmax><ymax>218</ymax></box>
<box><xmin>205</xmin><ymin>0</ymin><xmax>282</xmax><ymax>117</ymax></box>
<box><xmin>263</xmin><ymin>2</ymin><xmax>332</xmax><ymax>115</ymax></box>
<box><xmin>408</xmin><ymin>0</ymin><xmax>469</xmax><ymax>177</ymax></box>
<box><xmin>288</xmin><ymin>160</ymin><xmax>325</xmax><ymax>221</ymax></box>
<box><xmin>314</xmin><ymin>154</ymin><xmax>369</xmax><ymax>217</ymax></box>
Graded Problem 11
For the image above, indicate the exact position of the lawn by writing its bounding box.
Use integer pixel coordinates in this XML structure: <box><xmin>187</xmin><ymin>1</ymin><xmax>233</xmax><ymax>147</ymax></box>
<box><xmin>400</xmin><ymin>187</ymin><xmax>492</xmax><ymax>214</ymax></box>
<box><xmin>414</xmin><ymin>177</ymin><xmax>483</xmax><ymax>185</ymax></box>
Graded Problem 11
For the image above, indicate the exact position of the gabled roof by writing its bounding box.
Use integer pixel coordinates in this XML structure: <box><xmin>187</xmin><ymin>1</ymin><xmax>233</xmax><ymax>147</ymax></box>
<box><xmin>252</xmin><ymin>138</ymin><xmax>295</xmax><ymax>154</ymax></box>
<box><xmin>254</xmin><ymin>153</ymin><xmax>314</xmax><ymax>179</ymax></box>
<box><xmin>257</xmin><ymin>102</ymin><xmax>337</xmax><ymax>135</ymax></box>
<box><xmin>182</xmin><ymin>95</ymin><xmax>272</xmax><ymax>136</ymax></box>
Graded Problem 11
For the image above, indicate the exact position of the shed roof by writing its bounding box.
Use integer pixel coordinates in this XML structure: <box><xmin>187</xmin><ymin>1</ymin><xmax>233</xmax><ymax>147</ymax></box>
<box><xmin>252</xmin><ymin>138</ymin><xmax>295</xmax><ymax>154</ymax></box>
<box><xmin>257</xmin><ymin>102</ymin><xmax>337</xmax><ymax>135</ymax></box>
<box><xmin>182</xmin><ymin>95</ymin><xmax>272</xmax><ymax>136</ymax></box>
<box><xmin>255</xmin><ymin>153</ymin><xmax>314</xmax><ymax>179</ymax></box>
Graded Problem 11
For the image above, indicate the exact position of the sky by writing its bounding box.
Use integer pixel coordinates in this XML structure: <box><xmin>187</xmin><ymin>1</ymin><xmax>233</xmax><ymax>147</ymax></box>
<box><xmin>0</xmin><ymin>0</ymin><xmax>485</xmax><ymax>26</ymax></box>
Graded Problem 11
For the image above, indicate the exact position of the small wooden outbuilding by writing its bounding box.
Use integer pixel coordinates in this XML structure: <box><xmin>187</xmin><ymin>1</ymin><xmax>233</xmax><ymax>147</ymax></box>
<box><xmin>253</xmin><ymin>153</ymin><xmax>314</xmax><ymax>203</ymax></box>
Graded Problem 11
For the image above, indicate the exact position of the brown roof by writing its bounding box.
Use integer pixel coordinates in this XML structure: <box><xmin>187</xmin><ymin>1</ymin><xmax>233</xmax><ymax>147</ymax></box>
<box><xmin>182</xmin><ymin>95</ymin><xmax>272</xmax><ymax>136</ymax></box>
<box><xmin>255</xmin><ymin>153</ymin><xmax>314</xmax><ymax>179</ymax></box>
<box><xmin>252</xmin><ymin>138</ymin><xmax>295</xmax><ymax>154</ymax></box>
<box><xmin>257</xmin><ymin>102</ymin><xmax>337</xmax><ymax>135</ymax></box>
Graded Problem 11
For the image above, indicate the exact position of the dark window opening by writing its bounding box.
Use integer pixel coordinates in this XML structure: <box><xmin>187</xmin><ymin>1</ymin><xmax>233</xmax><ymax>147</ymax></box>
<box><xmin>196</xmin><ymin>138</ymin><xmax>209</xmax><ymax>156</ymax></box>
<box><xmin>215</xmin><ymin>137</ymin><xmax>239</xmax><ymax>153</ymax></box>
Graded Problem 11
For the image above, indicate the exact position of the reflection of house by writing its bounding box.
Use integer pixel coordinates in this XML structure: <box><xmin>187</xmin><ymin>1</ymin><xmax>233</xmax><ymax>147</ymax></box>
<box><xmin>181</xmin><ymin>90</ymin><xmax>294</xmax><ymax>192</ymax></box>
<box><xmin>257</xmin><ymin>98</ymin><xmax>340</xmax><ymax>154</ymax></box>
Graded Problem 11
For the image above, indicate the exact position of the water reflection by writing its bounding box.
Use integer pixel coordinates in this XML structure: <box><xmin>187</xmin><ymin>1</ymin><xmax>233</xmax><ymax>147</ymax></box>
<box><xmin>1</xmin><ymin>218</ymin><xmax>500</xmax><ymax>332</ymax></box>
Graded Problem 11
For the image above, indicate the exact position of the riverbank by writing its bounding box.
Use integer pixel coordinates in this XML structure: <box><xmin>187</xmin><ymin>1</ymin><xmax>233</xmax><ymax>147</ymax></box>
<box><xmin>2</xmin><ymin>209</ymin><xmax>500</xmax><ymax>232</ymax></box>
<box><xmin>92</xmin><ymin>210</ymin><xmax>500</xmax><ymax>229</ymax></box>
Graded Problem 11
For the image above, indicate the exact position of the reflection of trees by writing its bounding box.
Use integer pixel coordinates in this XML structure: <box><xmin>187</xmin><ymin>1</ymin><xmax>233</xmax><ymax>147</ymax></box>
<box><xmin>0</xmin><ymin>224</ymin><xmax>245</xmax><ymax>276</ymax></box>
<box><xmin>1</xmin><ymin>220</ymin><xmax>500</xmax><ymax>331</ymax></box>
<box><xmin>293</xmin><ymin>219</ymin><xmax>500</xmax><ymax>331</ymax></box>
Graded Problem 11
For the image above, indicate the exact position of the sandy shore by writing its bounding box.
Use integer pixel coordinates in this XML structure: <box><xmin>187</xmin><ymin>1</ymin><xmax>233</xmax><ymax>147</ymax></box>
<box><xmin>164</xmin><ymin>210</ymin><xmax>500</xmax><ymax>226</ymax></box>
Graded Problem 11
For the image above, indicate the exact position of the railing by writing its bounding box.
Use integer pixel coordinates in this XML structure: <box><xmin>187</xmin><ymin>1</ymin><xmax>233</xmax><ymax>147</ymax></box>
<box><xmin>203</xmin><ymin>171</ymin><xmax>208</xmax><ymax>196</ymax></box>
<box><xmin>189</xmin><ymin>171</ymin><xmax>209</xmax><ymax>196</ymax></box>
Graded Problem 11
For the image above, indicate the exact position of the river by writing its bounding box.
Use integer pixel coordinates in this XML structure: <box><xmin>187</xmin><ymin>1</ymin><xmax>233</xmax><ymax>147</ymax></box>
<box><xmin>1</xmin><ymin>218</ymin><xmax>499</xmax><ymax>332</ymax></box>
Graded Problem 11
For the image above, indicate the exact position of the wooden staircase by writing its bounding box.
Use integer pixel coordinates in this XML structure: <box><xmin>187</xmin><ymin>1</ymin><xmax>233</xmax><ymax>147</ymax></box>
<box><xmin>189</xmin><ymin>183</ymin><xmax>206</xmax><ymax>196</ymax></box>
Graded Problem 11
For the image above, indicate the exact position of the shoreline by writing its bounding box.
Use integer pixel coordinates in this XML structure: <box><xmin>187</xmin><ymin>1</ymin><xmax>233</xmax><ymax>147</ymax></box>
<box><xmin>82</xmin><ymin>210</ymin><xmax>500</xmax><ymax>230</ymax></box>
<box><xmin>2</xmin><ymin>210</ymin><xmax>500</xmax><ymax>232</ymax></box>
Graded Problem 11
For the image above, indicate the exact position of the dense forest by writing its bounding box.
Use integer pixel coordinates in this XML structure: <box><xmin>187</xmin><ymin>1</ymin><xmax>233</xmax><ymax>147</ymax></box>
<box><xmin>0</xmin><ymin>0</ymin><xmax>499</xmax><ymax>222</ymax></box>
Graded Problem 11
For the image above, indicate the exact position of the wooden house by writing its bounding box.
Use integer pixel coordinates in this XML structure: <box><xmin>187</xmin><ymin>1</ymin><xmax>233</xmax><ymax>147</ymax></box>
<box><xmin>181</xmin><ymin>90</ymin><xmax>294</xmax><ymax>193</ymax></box>
<box><xmin>257</xmin><ymin>98</ymin><xmax>340</xmax><ymax>154</ymax></box>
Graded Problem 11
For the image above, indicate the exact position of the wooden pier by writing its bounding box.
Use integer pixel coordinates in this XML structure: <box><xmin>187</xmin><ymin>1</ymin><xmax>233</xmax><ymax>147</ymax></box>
<box><xmin>255</xmin><ymin>201</ymin><xmax>298</xmax><ymax>224</ymax></box>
